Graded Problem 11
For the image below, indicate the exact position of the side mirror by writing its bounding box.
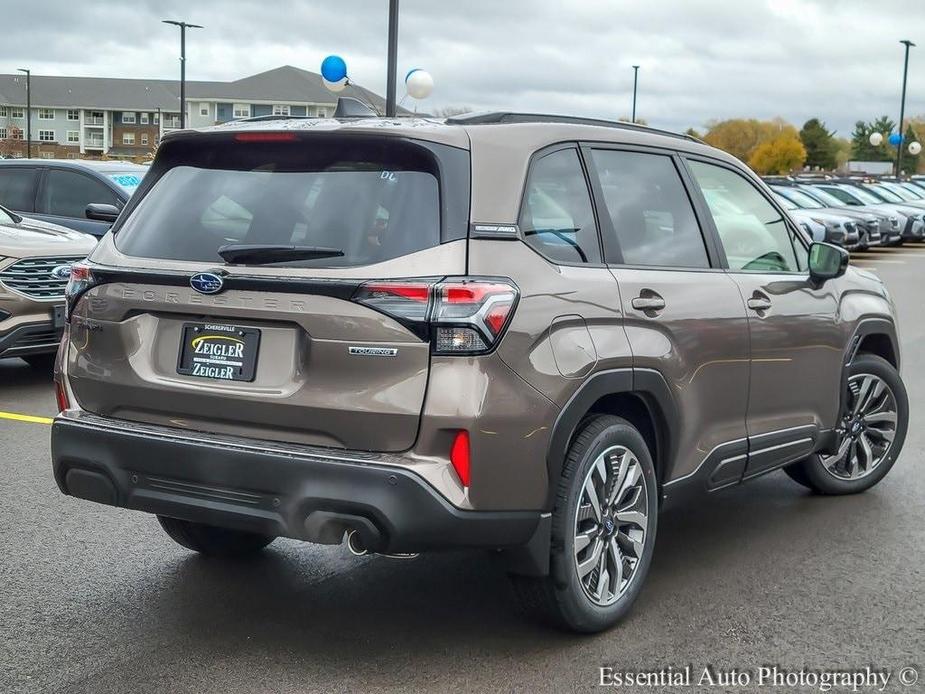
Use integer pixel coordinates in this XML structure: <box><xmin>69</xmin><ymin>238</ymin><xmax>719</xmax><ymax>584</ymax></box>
<box><xmin>808</xmin><ymin>242</ymin><xmax>849</xmax><ymax>282</ymax></box>
<box><xmin>85</xmin><ymin>203</ymin><xmax>120</xmax><ymax>223</ymax></box>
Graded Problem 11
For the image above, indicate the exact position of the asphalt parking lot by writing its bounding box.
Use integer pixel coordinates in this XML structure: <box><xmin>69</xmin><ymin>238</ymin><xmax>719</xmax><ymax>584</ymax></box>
<box><xmin>2</xmin><ymin>246</ymin><xmax>924</xmax><ymax>694</ymax></box>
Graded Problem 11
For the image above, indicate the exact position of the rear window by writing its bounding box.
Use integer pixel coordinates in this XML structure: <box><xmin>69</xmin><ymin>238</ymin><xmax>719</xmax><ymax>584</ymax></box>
<box><xmin>115</xmin><ymin>136</ymin><xmax>464</xmax><ymax>267</ymax></box>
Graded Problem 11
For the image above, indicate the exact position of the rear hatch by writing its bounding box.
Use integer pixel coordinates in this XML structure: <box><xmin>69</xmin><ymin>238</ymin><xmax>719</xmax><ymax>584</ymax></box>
<box><xmin>65</xmin><ymin>129</ymin><xmax>470</xmax><ymax>451</ymax></box>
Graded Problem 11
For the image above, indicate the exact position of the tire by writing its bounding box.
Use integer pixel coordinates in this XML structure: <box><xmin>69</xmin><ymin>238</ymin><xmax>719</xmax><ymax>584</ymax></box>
<box><xmin>22</xmin><ymin>353</ymin><xmax>56</xmax><ymax>370</ymax></box>
<box><xmin>510</xmin><ymin>415</ymin><xmax>658</xmax><ymax>633</ymax></box>
<box><xmin>786</xmin><ymin>354</ymin><xmax>908</xmax><ymax>495</ymax></box>
<box><xmin>157</xmin><ymin>516</ymin><xmax>275</xmax><ymax>556</ymax></box>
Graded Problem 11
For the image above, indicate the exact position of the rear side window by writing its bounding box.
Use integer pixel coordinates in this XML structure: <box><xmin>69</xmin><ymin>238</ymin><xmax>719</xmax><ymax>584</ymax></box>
<box><xmin>520</xmin><ymin>148</ymin><xmax>601</xmax><ymax>264</ymax></box>
<box><xmin>115</xmin><ymin>136</ymin><xmax>460</xmax><ymax>267</ymax></box>
<box><xmin>590</xmin><ymin>149</ymin><xmax>709</xmax><ymax>268</ymax></box>
<box><xmin>40</xmin><ymin>169</ymin><xmax>120</xmax><ymax>218</ymax></box>
<box><xmin>0</xmin><ymin>167</ymin><xmax>38</xmax><ymax>211</ymax></box>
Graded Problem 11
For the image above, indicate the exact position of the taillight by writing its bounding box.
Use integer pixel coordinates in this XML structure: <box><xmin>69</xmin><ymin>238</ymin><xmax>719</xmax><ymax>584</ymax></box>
<box><xmin>54</xmin><ymin>380</ymin><xmax>70</xmax><ymax>413</ymax></box>
<box><xmin>233</xmin><ymin>132</ymin><xmax>298</xmax><ymax>142</ymax></box>
<box><xmin>64</xmin><ymin>263</ymin><xmax>96</xmax><ymax>320</ymax></box>
<box><xmin>351</xmin><ymin>277</ymin><xmax>518</xmax><ymax>355</ymax></box>
<box><xmin>450</xmin><ymin>430</ymin><xmax>471</xmax><ymax>487</ymax></box>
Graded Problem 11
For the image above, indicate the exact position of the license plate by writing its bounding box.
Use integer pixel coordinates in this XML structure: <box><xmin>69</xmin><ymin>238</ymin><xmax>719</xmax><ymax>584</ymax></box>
<box><xmin>177</xmin><ymin>323</ymin><xmax>260</xmax><ymax>382</ymax></box>
<box><xmin>52</xmin><ymin>305</ymin><xmax>65</xmax><ymax>329</ymax></box>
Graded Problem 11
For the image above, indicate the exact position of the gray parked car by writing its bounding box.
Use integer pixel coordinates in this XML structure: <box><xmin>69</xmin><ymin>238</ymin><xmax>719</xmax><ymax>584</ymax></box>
<box><xmin>50</xmin><ymin>109</ymin><xmax>909</xmax><ymax>633</ymax></box>
<box><xmin>809</xmin><ymin>182</ymin><xmax>925</xmax><ymax>242</ymax></box>
<box><xmin>0</xmin><ymin>159</ymin><xmax>145</xmax><ymax>237</ymax></box>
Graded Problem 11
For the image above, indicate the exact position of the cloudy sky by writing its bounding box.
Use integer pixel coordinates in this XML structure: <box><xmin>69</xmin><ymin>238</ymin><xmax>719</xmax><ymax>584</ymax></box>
<box><xmin>3</xmin><ymin>0</ymin><xmax>923</xmax><ymax>136</ymax></box>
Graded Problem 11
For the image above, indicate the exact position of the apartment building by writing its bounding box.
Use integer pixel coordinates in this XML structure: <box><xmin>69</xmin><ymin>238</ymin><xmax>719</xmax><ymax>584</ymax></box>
<box><xmin>0</xmin><ymin>66</ymin><xmax>394</xmax><ymax>161</ymax></box>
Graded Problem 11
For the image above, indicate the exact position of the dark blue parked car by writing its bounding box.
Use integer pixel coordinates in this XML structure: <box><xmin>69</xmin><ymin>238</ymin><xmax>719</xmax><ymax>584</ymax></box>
<box><xmin>0</xmin><ymin>159</ymin><xmax>146</xmax><ymax>237</ymax></box>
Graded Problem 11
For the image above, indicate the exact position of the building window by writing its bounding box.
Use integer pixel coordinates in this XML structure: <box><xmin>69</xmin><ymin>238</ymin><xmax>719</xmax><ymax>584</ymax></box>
<box><xmin>38</xmin><ymin>108</ymin><xmax>55</xmax><ymax>120</ymax></box>
<box><xmin>200</xmin><ymin>103</ymin><xmax>210</xmax><ymax>116</ymax></box>
<box><xmin>0</xmin><ymin>106</ymin><xmax>7</xmax><ymax>117</ymax></box>
<box><xmin>40</xmin><ymin>151</ymin><xmax>54</xmax><ymax>159</ymax></box>
<box><xmin>140</xmin><ymin>112</ymin><xmax>149</xmax><ymax>124</ymax></box>
<box><xmin>67</xmin><ymin>152</ymin><xmax>79</xmax><ymax>159</ymax></box>
<box><xmin>233</xmin><ymin>103</ymin><xmax>250</xmax><ymax>118</ymax></box>
<box><xmin>141</xmin><ymin>133</ymin><xmax>149</xmax><ymax>146</ymax></box>
<box><xmin>66</xmin><ymin>130</ymin><xmax>79</xmax><ymax>143</ymax></box>
<box><xmin>67</xmin><ymin>109</ymin><xmax>79</xmax><ymax>121</ymax></box>
<box><xmin>317</xmin><ymin>109</ymin><xmax>327</xmax><ymax>118</ymax></box>
<box><xmin>0</xmin><ymin>128</ymin><xmax>5</xmax><ymax>139</ymax></box>
<box><xmin>11</xmin><ymin>108</ymin><xmax>24</xmax><ymax>119</ymax></box>
<box><xmin>272</xmin><ymin>104</ymin><xmax>290</xmax><ymax>116</ymax></box>
<box><xmin>153</xmin><ymin>112</ymin><xmax>160</xmax><ymax>124</ymax></box>
<box><xmin>122</xmin><ymin>112</ymin><xmax>136</xmax><ymax>124</ymax></box>
<box><xmin>38</xmin><ymin>130</ymin><xmax>55</xmax><ymax>142</ymax></box>
<box><xmin>11</xmin><ymin>129</ymin><xmax>22</xmax><ymax>140</ymax></box>
<box><xmin>122</xmin><ymin>133</ymin><xmax>135</xmax><ymax>145</ymax></box>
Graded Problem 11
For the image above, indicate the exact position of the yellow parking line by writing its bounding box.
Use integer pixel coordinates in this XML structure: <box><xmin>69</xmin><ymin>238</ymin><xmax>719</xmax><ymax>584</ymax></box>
<box><xmin>0</xmin><ymin>411</ymin><xmax>53</xmax><ymax>425</ymax></box>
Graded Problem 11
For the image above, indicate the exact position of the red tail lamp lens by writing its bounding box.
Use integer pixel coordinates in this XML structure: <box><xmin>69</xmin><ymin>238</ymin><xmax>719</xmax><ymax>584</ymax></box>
<box><xmin>54</xmin><ymin>380</ymin><xmax>69</xmax><ymax>413</ymax></box>
<box><xmin>450</xmin><ymin>430</ymin><xmax>471</xmax><ymax>487</ymax></box>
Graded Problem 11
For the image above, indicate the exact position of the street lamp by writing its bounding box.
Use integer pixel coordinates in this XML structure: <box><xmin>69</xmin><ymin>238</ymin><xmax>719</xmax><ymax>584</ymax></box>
<box><xmin>631</xmin><ymin>65</ymin><xmax>640</xmax><ymax>124</ymax></box>
<box><xmin>17</xmin><ymin>68</ymin><xmax>30</xmax><ymax>158</ymax></box>
<box><xmin>162</xmin><ymin>19</ymin><xmax>203</xmax><ymax>129</ymax></box>
<box><xmin>895</xmin><ymin>39</ymin><xmax>915</xmax><ymax>178</ymax></box>
<box><xmin>385</xmin><ymin>0</ymin><xmax>399</xmax><ymax>117</ymax></box>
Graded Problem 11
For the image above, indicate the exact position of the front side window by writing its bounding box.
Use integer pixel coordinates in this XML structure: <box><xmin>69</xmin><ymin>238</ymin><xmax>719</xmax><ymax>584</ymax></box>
<box><xmin>689</xmin><ymin>160</ymin><xmax>804</xmax><ymax>273</ymax></box>
<box><xmin>40</xmin><ymin>169</ymin><xmax>119</xmax><ymax>218</ymax></box>
<box><xmin>592</xmin><ymin>149</ymin><xmax>709</xmax><ymax>268</ymax></box>
<box><xmin>520</xmin><ymin>148</ymin><xmax>601</xmax><ymax>264</ymax></box>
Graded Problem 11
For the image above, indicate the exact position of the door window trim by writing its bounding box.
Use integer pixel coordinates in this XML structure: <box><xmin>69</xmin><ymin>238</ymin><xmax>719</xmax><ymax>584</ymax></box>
<box><xmin>680</xmin><ymin>153</ymin><xmax>811</xmax><ymax>275</ymax></box>
<box><xmin>580</xmin><ymin>141</ymin><xmax>725</xmax><ymax>272</ymax></box>
<box><xmin>516</xmin><ymin>141</ymin><xmax>607</xmax><ymax>269</ymax></box>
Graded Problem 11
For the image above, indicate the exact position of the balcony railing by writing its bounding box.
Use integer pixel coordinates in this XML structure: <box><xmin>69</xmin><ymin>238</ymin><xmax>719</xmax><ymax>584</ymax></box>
<box><xmin>85</xmin><ymin>116</ymin><xmax>104</xmax><ymax>126</ymax></box>
<box><xmin>85</xmin><ymin>138</ymin><xmax>104</xmax><ymax>148</ymax></box>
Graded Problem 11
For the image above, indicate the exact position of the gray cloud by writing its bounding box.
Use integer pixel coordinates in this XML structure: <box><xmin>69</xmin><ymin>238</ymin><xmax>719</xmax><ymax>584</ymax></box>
<box><xmin>2</xmin><ymin>0</ymin><xmax>923</xmax><ymax>136</ymax></box>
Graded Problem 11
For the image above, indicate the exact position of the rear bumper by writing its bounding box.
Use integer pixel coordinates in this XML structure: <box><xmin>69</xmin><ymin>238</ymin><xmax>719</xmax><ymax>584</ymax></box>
<box><xmin>51</xmin><ymin>412</ymin><xmax>540</xmax><ymax>554</ymax></box>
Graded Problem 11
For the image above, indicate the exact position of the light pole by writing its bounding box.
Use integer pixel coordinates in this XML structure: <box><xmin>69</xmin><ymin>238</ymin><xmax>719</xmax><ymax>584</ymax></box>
<box><xmin>631</xmin><ymin>65</ymin><xmax>640</xmax><ymax>123</ymax></box>
<box><xmin>17</xmin><ymin>68</ymin><xmax>30</xmax><ymax>158</ymax></box>
<box><xmin>385</xmin><ymin>0</ymin><xmax>399</xmax><ymax>117</ymax></box>
<box><xmin>895</xmin><ymin>39</ymin><xmax>915</xmax><ymax>178</ymax></box>
<box><xmin>162</xmin><ymin>20</ymin><xmax>203</xmax><ymax>129</ymax></box>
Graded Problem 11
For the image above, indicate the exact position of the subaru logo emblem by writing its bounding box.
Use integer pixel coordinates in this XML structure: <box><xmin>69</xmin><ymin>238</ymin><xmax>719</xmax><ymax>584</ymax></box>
<box><xmin>190</xmin><ymin>272</ymin><xmax>224</xmax><ymax>295</ymax></box>
<box><xmin>603</xmin><ymin>518</ymin><xmax>615</xmax><ymax>534</ymax></box>
<box><xmin>51</xmin><ymin>264</ymin><xmax>72</xmax><ymax>280</ymax></box>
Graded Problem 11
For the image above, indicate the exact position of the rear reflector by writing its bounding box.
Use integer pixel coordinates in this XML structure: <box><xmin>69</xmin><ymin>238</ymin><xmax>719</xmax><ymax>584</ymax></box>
<box><xmin>54</xmin><ymin>380</ymin><xmax>69</xmax><ymax>413</ymax></box>
<box><xmin>233</xmin><ymin>132</ymin><xmax>298</xmax><ymax>142</ymax></box>
<box><xmin>450</xmin><ymin>430</ymin><xmax>471</xmax><ymax>487</ymax></box>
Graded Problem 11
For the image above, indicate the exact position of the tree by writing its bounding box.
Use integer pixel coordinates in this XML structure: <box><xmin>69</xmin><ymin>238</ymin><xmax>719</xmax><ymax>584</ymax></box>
<box><xmin>799</xmin><ymin>118</ymin><xmax>837</xmax><ymax>170</ymax></box>
<box><xmin>685</xmin><ymin>127</ymin><xmax>702</xmax><ymax>140</ymax></box>
<box><xmin>702</xmin><ymin>117</ymin><xmax>800</xmax><ymax>163</ymax></box>
<box><xmin>901</xmin><ymin>123</ymin><xmax>920</xmax><ymax>174</ymax></box>
<box><xmin>851</xmin><ymin>116</ymin><xmax>897</xmax><ymax>162</ymax></box>
<box><xmin>747</xmin><ymin>134</ymin><xmax>807</xmax><ymax>175</ymax></box>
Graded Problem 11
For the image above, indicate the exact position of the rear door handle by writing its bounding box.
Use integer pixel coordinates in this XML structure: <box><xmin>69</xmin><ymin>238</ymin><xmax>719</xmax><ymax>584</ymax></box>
<box><xmin>747</xmin><ymin>297</ymin><xmax>772</xmax><ymax>311</ymax></box>
<box><xmin>632</xmin><ymin>295</ymin><xmax>666</xmax><ymax>311</ymax></box>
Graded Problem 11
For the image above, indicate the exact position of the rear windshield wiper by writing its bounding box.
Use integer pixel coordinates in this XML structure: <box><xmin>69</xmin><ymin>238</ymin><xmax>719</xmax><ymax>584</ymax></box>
<box><xmin>217</xmin><ymin>243</ymin><xmax>345</xmax><ymax>265</ymax></box>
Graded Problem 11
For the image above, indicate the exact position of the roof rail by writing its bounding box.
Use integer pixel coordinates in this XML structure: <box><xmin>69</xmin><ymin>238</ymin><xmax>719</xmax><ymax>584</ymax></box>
<box><xmin>445</xmin><ymin>111</ymin><xmax>700</xmax><ymax>142</ymax></box>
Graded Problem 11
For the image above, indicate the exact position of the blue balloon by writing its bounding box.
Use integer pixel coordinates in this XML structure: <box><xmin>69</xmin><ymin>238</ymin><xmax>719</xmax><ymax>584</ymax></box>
<box><xmin>321</xmin><ymin>55</ymin><xmax>347</xmax><ymax>83</ymax></box>
<box><xmin>889</xmin><ymin>133</ymin><xmax>903</xmax><ymax>146</ymax></box>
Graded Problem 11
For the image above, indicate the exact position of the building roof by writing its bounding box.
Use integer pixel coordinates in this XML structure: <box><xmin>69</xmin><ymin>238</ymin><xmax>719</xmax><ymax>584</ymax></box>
<box><xmin>0</xmin><ymin>65</ymin><xmax>403</xmax><ymax>113</ymax></box>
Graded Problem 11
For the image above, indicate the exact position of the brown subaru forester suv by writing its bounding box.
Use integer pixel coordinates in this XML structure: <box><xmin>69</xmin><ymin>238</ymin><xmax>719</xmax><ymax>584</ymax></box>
<box><xmin>51</xmin><ymin>106</ymin><xmax>909</xmax><ymax>632</ymax></box>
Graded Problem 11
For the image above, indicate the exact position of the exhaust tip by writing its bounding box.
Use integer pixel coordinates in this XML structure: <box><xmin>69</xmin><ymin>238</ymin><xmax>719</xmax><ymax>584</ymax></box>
<box><xmin>346</xmin><ymin>529</ymin><xmax>368</xmax><ymax>556</ymax></box>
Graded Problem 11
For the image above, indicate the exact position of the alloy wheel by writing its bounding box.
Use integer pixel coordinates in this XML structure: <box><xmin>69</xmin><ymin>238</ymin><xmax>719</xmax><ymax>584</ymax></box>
<box><xmin>823</xmin><ymin>373</ymin><xmax>898</xmax><ymax>480</ymax></box>
<box><xmin>573</xmin><ymin>445</ymin><xmax>649</xmax><ymax>607</ymax></box>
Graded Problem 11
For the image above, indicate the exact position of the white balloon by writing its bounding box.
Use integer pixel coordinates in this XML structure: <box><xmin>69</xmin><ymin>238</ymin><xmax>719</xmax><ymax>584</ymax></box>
<box><xmin>323</xmin><ymin>77</ymin><xmax>347</xmax><ymax>93</ymax></box>
<box><xmin>405</xmin><ymin>70</ymin><xmax>434</xmax><ymax>100</ymax></box>
<box><xmin>908</xmin><ymin>141</ymin><xmax>922</xmax><ymax>156</ymax></box>
<box><xmin>869</xmin><ymin>132</ymin><xmax>884</xmax><ymax>147</ymax></box>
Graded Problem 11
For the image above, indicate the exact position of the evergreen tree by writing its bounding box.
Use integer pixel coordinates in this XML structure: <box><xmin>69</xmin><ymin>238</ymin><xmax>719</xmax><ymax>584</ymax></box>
<box><xmin>799</xmin><ymin>118</ymin><xmax>836</xmax><ymax>170</ymax></box>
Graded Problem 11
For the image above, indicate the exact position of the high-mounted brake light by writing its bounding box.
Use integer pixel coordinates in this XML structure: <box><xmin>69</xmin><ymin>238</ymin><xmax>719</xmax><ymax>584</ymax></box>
<box><xmin>233</xmin><ymin>132</ymin><xmax>298</xmax><ymax>142</ymax></box>
<box><xmin>351</xmin><ymin>277</ymin><xmax>518</xmax><ymax>355</ymax></box>
<box><xmin>65</xmin><ymin>263</ymin><xmax>96</xmax><ymax>320</ymax></box>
